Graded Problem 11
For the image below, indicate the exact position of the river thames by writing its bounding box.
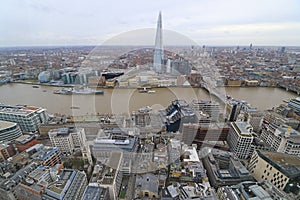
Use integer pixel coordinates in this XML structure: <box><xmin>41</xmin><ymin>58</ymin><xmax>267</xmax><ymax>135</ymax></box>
<box><xmin>0</xmin><ymin>83</ymin><xmax>298</xmax><ymax>115</ymax></box>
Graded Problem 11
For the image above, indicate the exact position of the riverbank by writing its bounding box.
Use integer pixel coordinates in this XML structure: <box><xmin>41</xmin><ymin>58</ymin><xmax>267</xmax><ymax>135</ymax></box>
<box><xmin>9</xmin><ymin>80</ymin><xmax>299</xmax><ymax>96</ymax></box>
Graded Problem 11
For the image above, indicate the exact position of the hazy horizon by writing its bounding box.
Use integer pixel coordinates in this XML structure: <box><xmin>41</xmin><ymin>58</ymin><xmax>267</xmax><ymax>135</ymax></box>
<box><xmin>1</xmin><ymin>0</ymin><xmax>300</xmax><ymax>47</ymax></box>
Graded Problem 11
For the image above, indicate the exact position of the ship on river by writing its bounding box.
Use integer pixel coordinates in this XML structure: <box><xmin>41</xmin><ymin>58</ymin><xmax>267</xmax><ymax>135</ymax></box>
<box><xmin>54</xmin><ymin>87</ymin><xmax>104</xmax><ymax>95</ymax></box>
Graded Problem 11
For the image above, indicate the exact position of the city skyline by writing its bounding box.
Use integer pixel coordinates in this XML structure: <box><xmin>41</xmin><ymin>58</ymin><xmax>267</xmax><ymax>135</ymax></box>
<box><xmin>1</xmin><ymin>0</ymin><xmax>300</xmax><ymax>47</ymax></box>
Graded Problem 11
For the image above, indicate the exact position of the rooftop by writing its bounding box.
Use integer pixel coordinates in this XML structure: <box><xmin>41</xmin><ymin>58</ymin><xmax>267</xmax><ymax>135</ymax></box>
<box><xmin>231</xmin><ymin>122</ymin><xmax>253</xmax><ymax>137</ymax></box>
<box><xmin>0</xmin><ymin>105</ymin><xmax>43</xmax><ymax>116</ymax></box>
<box><xmin>81</xmin><ymin>183</ymin><xmax>108</xmax><ymax>200</ymax></box>
<box><xmin>258</xmin><ymin>150</ymin><xmax>300</xmax><ymax>178</ymax></box>
<box><xmin>0</xmin><ymin>120</ymin><xmax>17</xmax><ymax>130</ymax></box>
<box><xmin>15</xmin><ymin>134</ymin><xmax>35</xmax><ymax>144</ymax></box>
<box><xmin>136</xmin><ymin>173</ymin><xmax>159</xmax><ymax>195</ymax></box>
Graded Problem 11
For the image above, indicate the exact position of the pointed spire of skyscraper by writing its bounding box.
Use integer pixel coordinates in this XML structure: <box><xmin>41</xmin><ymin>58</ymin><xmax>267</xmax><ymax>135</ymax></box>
<box><xmin>153</xmin><ymin>11</ymin><xmax>163</xmax><ymax>73</ymax></box>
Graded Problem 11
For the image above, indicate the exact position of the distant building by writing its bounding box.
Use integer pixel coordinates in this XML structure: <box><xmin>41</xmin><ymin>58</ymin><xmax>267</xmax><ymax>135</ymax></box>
<box><xmin>0</xmin><ymin>104</ymin><xmax>48</xmax><ymax>133</ymax></box>
<box><xmin>245</xmin><ymin>80</ymin><xmax>259</xmax><ymax>86</ymax></box>
<box><xmin>153</xmin><ymin>12</ymin><xmax>163</xmax><ymax>73</ymax></box>
<box><xmin>0</xmin><ymin>120</ymin><xmax>22</xmax><ymax>142</ymax></box>
<box><xmin>81</xmin><ymin>183</ymin><xmax>110</xmax><ymax>200</ymax></box>
<box><xmin>202</xmin><ymin>149</ymin><xmax>253</xmax><ymax>188</ymax></box>
<box><xmin>38</xmin><ymin>71</ymin><xmax>51</xmax><ymax>83</ymax></box>
<box><xmin>248</xmin><ymin>150</ymin><xmax>300</xmax><ymax>196</ymax></box>
<box><xmin>227</xmin><ymin>122</ymin><xmax>254</xmax><ymax>159</ymax></box>
<box><xmin>42</xmin><ymin>169</ymin><xmax>87</xmax><ymax>200</ymax></box>
<box><xmin>226</xmin><ymin>79</ymin><xmax>242</xmax><ymax>87</ymax></box>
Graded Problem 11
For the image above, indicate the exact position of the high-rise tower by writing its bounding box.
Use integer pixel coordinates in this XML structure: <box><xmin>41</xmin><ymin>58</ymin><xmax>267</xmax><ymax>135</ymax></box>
<box><xmin>153</xmin><ymin>12</ymin><xmax>163</xmax><ymax>73</ymax></box>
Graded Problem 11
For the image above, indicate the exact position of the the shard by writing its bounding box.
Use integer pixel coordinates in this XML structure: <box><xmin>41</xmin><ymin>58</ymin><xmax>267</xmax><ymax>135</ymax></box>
<box><xmin>153</xmin><ymin>12</ymin><xmax>163</xmax><ymax>73</ymax></box>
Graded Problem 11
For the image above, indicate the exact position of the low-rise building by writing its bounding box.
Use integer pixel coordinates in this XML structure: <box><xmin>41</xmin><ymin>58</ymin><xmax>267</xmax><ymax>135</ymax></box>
<box><xmin>14</xmin><ymin>134</ymin><xmax>38</xmax><ymax>153</ymax></box>
<box><xmin>135</xmin><ymin>173</ymin><xmax>160</xmax><ymax>199</ymax></box>
<box><xmin>0</xmin><ymin>142</ymin><xmax>16</xmax><ymax>162</ymax></box>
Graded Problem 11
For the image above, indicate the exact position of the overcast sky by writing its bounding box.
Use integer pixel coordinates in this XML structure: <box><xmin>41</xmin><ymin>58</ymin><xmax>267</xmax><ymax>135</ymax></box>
<box><xmin>1</xmin><ymin>0</ymin><xmax>300</xmax><ymax>46</ymax></box>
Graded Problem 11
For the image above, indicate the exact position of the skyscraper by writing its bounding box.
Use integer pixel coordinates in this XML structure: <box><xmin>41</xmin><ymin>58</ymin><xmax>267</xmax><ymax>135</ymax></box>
<box><xmin>153</xmin><ymin>11</ymin><xmax>163</xmax><ymax>73</ymax></box>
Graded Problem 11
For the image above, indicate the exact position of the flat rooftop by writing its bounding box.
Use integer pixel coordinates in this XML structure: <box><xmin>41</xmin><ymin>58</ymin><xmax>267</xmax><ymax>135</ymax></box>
<box><xmin>0</xmin><ymin>120</ymin><xmax>17</xmax><ymax>130</ymax></box>
<box><xmin>231</xmin><ymin>122</ymin><xmax>253</xmax><ymax>137</ymax></box>
<box><xmin>82</xmin><ymin>183</ymin><xmax>107</xmax><ymax>200</ymax></box>
<box><xmin>15</xmin><ymin>134</ymin><xmax>35</xmax><ymax>144</ymax></box>
<box><xmin>258</xmin><ymin>150</ymin><xmax>300</xmax><ymax>178</ymax></box>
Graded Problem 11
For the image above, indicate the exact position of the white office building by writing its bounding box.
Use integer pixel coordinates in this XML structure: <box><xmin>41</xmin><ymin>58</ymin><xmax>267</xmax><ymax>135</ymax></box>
<box><xmin>227</xmin><ymin>122</ymin><xmax>254</xmax><ymax>159</ymax></box>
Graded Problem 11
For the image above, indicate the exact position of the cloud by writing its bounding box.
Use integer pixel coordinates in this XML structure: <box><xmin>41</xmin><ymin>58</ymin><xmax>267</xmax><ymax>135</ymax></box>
<box><xmin>0</xmin><ymin>0</ymin><xmax>300</xmax><ymax>46</ymax></box>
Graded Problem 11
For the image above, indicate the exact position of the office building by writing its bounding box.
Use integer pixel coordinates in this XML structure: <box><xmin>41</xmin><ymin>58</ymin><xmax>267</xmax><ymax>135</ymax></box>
<box><xmin>92</xmin><ymin>129</ymin><xmax>136</xmax><ymax>160</ymax></box>
<box><xmin>42</xmin><ymin>169</ymin><xmax>87</xmax><ymax>200</ymax></box>
<box><xmin>248</xmin><ymin>150</ymin><xmax>300</xmax><ymax>196</ymax></box>
<box><xmin>14</xmin><ymin>134</ymin><xmax>38</xmax><ymax>153</ymax></box>
<box><xmin>191</xmin><ymin>100</ymin><xmax>220</xmax><ymax>120</ymax></box>
<box><xmin>38</xmin><ymin>71</ymin><xmax>51</xmax><ymax>83</ymax></box>
<box><xmin>202</xmin><ymin>149</ymin><xmax>253</xmax><ymax>188</ymax></box>
<box><xmin>153</xmin><ymin>12</ymin><xmax>163</xmax><ymax>73</ymax></box>
<box><xmin>227</xmin><ymin>100</ymin><xmax>243</xmax><ymax>121</ymax></box>
<box><xmin>246</xmin><ymin>111</ymin><xmax>265</xmax><ymax>133</ymax></box>
<box><xmin>81</xmin><ymin>183</ymin><xmax>110</xmax><ymax>200</ymax></box>
<box><xmin>0</xmin><ymin>120</ymin><xmax>22</xmax><ymax>142</ymax></box>
<box><xmin>30</xmin><ymin>144</ymin><xmax>62</xmax><ymax>167</ymax></box>
<box><xmin>0</xmin><ymin>162</ymin><xmax>38</xmax><ymax>200</ymax></box>
<box><xmin>165</xmin><ymin>100</ymin><xmax>197</xmax><ymax>132</ymax></box>
<box><xmin>217</xmin><ymin>181</ymin><xmax>273</xmax><ymax>200</ymax></box>
<box><xmin>91</xmin><ymin>152</ymin><xmax>123</xmax><ymax>200</ymax></box>
<box><xmin>182</xmin><ymin>123</ymin><xmax>229</xmax><ymax>145</ymax></box>
<box><xmin>260</xmin><ymin>124</ymin><xmax>300</xmax><ymax>156</ymax></box>
<box><xmin>0</xmin><ymin>104</ymin><xmax>48</xmax><ymax>133</ymax></box>
<box><xmin>288</xmin><ymin>97</ymin><xmax>300</xmax><ymax>113</ymax></box>
<box><xmin>48</xmin><ymin>127</ymin><xmax>86</xmax><ymax>155</ymax></box>
<box><xmin>227</xmin><ymin>122</ymin><xmax>254</xmax><ymax>159</ymax></box>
